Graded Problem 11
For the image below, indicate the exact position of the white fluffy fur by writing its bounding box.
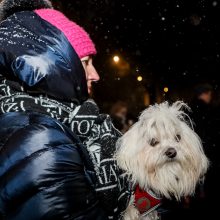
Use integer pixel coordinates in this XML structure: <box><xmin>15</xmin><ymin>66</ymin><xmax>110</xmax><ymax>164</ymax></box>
<box><xmin>116</xmin><ymin>101</ymin><xmax>209</xmax><ymax>219</ymax></box>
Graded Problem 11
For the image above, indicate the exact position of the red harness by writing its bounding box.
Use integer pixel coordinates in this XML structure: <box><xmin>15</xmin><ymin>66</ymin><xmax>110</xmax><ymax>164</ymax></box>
<box><xmin>134</xmin><ymin>185</ymin><xmax>161</xmax><ymax>215</ymax></box>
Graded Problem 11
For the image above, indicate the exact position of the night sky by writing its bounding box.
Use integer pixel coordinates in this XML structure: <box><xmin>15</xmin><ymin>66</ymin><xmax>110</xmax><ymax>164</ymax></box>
<box><xmin>52</xmin><ymin>0</ymin><xmax>220</xmax><ymax>114</ymax></box>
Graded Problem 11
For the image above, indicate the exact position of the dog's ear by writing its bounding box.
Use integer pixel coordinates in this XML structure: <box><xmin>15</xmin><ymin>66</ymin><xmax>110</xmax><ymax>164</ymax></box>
<box><xmin>115</xmin><ymin>122</ymin><xmax>142</xmax><ymax>172</ymax></box>
<box><xmin>0</xmin><ymin>0</ymin><xmax>53</xmax><ymax>22</ymax></box>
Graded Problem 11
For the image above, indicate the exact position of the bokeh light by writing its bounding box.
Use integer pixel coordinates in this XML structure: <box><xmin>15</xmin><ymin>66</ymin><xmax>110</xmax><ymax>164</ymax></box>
<box><xmin>137</xmin><ymin>76</ymin><xmax>143</xmax><ymax>82</ymax></box>
<box><xmin>113</xmin><ymin>55</ymin><xmax>120</xmax><ymax>63</ymax></box>
<box><xmin>164</xmin><ymin>87</ymin><xmax>169</xmax><ymax>93</ymax></box>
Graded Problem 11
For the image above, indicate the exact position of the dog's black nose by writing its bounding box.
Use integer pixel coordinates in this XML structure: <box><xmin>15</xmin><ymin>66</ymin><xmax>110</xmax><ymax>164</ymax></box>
<box><xmin>165</xmin><ymin>148</ymin><xmax>177</xmax><ymax>158</ymax></box>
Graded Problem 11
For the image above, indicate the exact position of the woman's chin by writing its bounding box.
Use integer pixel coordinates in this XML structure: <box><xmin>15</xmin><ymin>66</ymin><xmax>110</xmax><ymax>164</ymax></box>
<box><xmin>88</xmin><ymin>87</ymin><xmax>92</xmax><ymax>95</ymax></box>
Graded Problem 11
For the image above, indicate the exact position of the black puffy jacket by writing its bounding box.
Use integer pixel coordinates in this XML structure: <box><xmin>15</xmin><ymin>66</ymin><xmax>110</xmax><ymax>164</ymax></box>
<box><xmin>0</xmin><ymin>112</ymin><xmax>107</xmax><ymax>220</ymax></box>
<box><xmin>0</xmin><ymin>8</ymin><xmax>108</xmax><ymax>220</ymax></box>
<box><xmin>0</xmin><ymin>10</ymin><xmax>88</xmax><ymax>103</ymax></box>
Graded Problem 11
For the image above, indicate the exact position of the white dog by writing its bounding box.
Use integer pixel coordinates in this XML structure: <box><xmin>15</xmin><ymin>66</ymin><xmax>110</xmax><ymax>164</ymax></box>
<box><xmin>115</xmin><ymin>101</ymin><xmax>209</xmax><ymax>220</ymax></box>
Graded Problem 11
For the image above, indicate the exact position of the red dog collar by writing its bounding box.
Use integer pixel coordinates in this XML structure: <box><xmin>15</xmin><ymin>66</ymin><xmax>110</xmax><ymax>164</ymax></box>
<box><xmin>134</xmin><ymin>185</ymin><xmax>161</xmax><ymax>215</ymax></box>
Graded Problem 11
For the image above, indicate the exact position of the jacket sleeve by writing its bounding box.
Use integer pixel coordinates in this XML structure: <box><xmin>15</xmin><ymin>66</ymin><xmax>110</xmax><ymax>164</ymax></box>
<box><xmin>0</xmin><ymin>113</ymin><xmax>107</xmax><ymax>220</ymax></box>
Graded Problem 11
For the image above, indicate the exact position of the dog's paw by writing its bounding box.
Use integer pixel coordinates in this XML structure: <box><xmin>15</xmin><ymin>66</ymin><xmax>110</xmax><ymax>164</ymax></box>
<box><xmin>123</xmin><ymin>205</ymin><xmax>140</xmax><ymax>220</ymax></box>
<box><xmin>143</xmin><ymin>211</ymin><xmax>160</xmax><ymax>220</ymax></box>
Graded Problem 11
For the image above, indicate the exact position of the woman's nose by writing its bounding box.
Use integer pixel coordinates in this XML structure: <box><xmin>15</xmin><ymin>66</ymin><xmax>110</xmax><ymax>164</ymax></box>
<box><xmin>88</xmin><ymin>66</ymin><xmax>100</xmax><ymax>82</ymax></box>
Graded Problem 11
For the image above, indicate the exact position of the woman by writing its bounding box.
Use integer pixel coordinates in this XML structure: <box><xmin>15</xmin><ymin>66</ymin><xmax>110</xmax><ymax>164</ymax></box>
<box><xmin>0</xmin><ymin>0</ymin><xmax>128</xmax><ymax>219</ymax></box>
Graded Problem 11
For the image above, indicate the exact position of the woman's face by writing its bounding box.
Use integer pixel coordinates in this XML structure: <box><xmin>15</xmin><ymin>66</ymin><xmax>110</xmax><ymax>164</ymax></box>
<box><xmin>81</xmin><ymin>56</ymin><xmax>100</xmax><ymax>94</ymax></box>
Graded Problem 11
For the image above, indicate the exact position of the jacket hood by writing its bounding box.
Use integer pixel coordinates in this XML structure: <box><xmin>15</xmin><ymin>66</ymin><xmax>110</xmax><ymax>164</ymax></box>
<box><xmin>0</xmin><ymin>11</ymin><xmax>89</xmax><ymax>103</ymax></box>
<box><xmin>0</xmin><ymin>0</ymin><xmax>53</xmax><ymax>22</ymax></box>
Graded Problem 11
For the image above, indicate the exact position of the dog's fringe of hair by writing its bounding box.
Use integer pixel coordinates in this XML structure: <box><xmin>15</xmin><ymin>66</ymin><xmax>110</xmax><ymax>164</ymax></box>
<box><xmin>141</xmin><ymin>101</ymin><xmax>194</xmax><ymax>129</ymax></box>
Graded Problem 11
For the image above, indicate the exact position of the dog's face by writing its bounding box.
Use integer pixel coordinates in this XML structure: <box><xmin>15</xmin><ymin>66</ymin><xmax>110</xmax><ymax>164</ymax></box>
<box><xmin>116</xmin><ymin>101</ymin><xmax>209</xmax><ymax>200</ymax></box>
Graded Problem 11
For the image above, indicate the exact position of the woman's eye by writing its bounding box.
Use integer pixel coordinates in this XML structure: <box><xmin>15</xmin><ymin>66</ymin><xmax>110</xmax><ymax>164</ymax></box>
<box><xmin>82</xmin><ymin>60</ymin><xmax>89</xmax><ymax>65</ymax></box>
<box><xmin>150</xmin><ymin>138</ymin><xmax>159</xmax><ymax>147</ymax></box>
<box><xmin>175</xmin><ymin>134</ymin><xmax>181</xmax><ymax>142</ymax></box>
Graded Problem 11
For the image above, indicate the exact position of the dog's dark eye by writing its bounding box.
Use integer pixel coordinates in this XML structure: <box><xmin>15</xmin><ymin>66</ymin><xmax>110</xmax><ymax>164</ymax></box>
<box><xmin>175</xmin><ymin>134</ymin><xmax>181</xmax><ymax>142</ymax></box>
<box><xmin>150</xmin><ymin>138</ymin><xmax>159</xmax><ymax>147</ymax></box>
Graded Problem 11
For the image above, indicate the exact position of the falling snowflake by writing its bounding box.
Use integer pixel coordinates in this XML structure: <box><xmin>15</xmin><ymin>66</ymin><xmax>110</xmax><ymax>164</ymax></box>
<box><xmin>212</xmin><ymin>1</ymin><xmax>218</xmax><ymax>7</ymax></box>
<box><xmin>214</xmin><ymin>84</ymin><xmax>219</xmax><ymax>90</ymax></box>
<box><xmin>136</xmin><ymin>50</ymin><xmax>141</xmax><ymax>56</ymax></box>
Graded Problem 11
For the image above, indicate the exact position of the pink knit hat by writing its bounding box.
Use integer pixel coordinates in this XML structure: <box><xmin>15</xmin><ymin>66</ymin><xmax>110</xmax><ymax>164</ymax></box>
<box><xmin>35</xmin><ymin>9</ymin><xmax>97</xmax><ymax>59</ymax></box>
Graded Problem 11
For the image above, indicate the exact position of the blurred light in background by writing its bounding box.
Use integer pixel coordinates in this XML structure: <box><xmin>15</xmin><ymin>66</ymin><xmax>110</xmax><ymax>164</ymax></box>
<box><xmin>113</xmin><ymin>55</ymin><xmax>120</xmax><ymax>63</ymax></box>
<box><xmin>164</xmin><ymin>87</ymin><xmax>169</xmax><ymax>93</ymax></box>
<box><xmin>137</xmin><ymin>76</ymin><xmax>143</xmax><ymax>81</ymax></box>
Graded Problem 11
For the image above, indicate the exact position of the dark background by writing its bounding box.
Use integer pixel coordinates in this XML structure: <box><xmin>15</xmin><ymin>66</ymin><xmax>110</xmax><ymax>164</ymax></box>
<box><xmin>52</xmin><ymin>0</ymin><xmax>220</xmax><ymax>115</ymax></box>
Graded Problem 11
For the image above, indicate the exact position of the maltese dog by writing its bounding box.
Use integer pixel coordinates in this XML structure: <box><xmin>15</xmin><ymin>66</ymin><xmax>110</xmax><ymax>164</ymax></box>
<box><xmin>115</xmin><ymin>101</ymin><xmax>209</xmax><ymax>220</ymax></box>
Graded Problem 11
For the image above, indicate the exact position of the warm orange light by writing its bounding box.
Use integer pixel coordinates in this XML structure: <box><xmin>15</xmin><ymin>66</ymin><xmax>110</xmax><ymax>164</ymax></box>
<box><xmin>113</xmin><ymin>55</ymin><xmax>120</xmax><ymax>63</ymax></box>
